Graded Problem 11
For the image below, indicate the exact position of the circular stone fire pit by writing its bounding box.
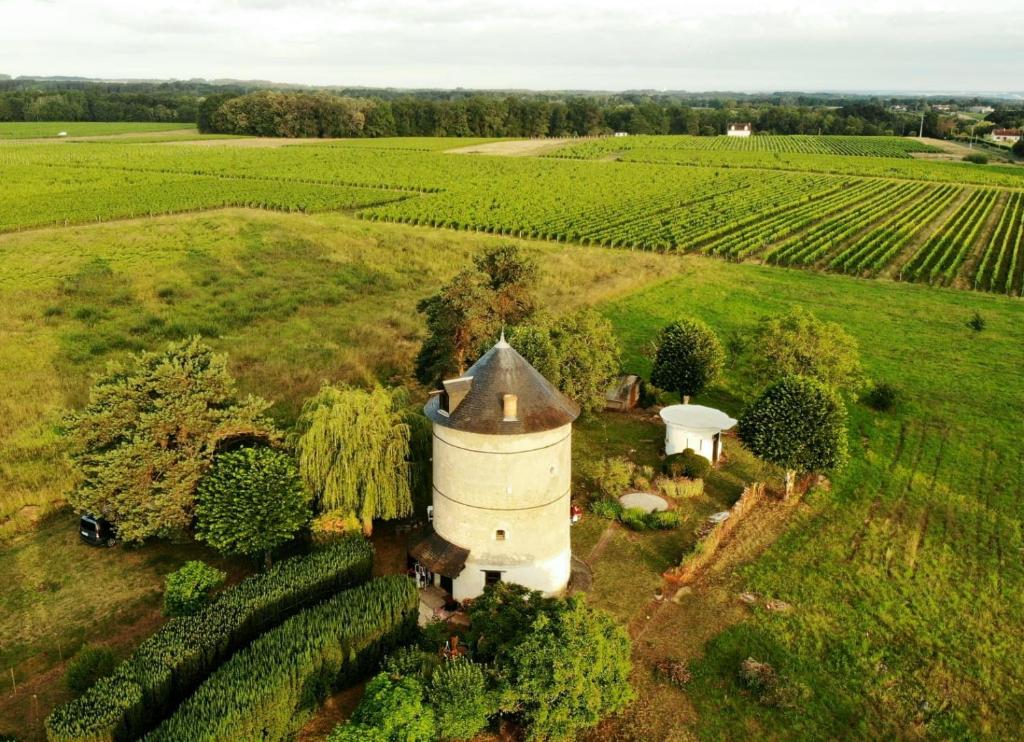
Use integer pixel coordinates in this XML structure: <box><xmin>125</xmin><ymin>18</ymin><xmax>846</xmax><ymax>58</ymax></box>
<box><xmin>618</xmin><ymin>492</ymin><xmax>669</xmax><ymax>513</ymax></box>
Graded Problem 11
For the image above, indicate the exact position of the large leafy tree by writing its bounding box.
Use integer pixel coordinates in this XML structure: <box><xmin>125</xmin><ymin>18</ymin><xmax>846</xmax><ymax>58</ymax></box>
<box><xmin>511</xmin><ymin>309</ymin><xmax>620</xmax><ymax>414</ymax></box>
<box><xmin>330</xmin><ymin>673</ymin><xmax>436</xmax><ymax>742</ymax></box>
<box><xmin>650</xmin><ymin>318</ymin><xmax>725</xmax><ymax>403</ymax></box>
<box><xmin>63</xmin><ymin>337</ymin><xmax>275</xmax><ymax>542</ymax></box>
<box><xmin>294</xmin><ymin>384</ymin><xmax>412</xmax><ymax>536</ymax></box>
<box><xmin>500</xmin><ymin>594</ymin><xmax>634</xmax><ymax>741</ymax></box>
<box><xmin>428</xmin><ymin>658</ymin><xmax>493</xmax><ymax>741</ymax></box>
<box><xmin>738</xmin><ymin>375</ymin><xmax>849</xmax><ymax>497</ymax></box>
<box><xmin>415</xmin><ymin>244</ymin><xmax>538</xmax><ymax>386</ymax></box>
<box><xmin>195</xmin><ymin>447</ymin><xmax>311</xmax><ymax>567</ymax></box>
<box><xmin>748</xmin><ymin>308</ymin><xmax>864</xmax><ymax>392</ymax></box>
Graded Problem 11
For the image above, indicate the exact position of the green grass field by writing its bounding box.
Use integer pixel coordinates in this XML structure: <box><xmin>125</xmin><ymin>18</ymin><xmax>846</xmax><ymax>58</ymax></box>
<box><xmin>1</xmin><ymin>134</ymin><xmax>1022</xmax><ymax>740</ymax></box>
<box><xmin>0</xmin><ymin>122</ymin><xmax>197</xmax><ymax>139</ymax></box>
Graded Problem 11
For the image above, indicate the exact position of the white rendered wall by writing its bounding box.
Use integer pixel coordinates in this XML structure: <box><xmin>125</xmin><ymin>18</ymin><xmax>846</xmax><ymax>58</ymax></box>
<box><xmin>431</xmin><ymin>422</ymin><xmax>572</xmax><ymax>601</ymax></box>
<box><xmin>665</xmin><ymin>424</ymin><xmax>718</xmax><ymax>461</ymax></box>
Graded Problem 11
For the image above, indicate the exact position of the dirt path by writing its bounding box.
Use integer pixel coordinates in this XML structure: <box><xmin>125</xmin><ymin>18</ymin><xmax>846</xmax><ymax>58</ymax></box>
<box><xmin>445</xmin><ymin>138</ymin><xmax>573</xmax><ymax>157</ymax></box>
<box><xmin>586</xmin><ymin>521</ymin><xmax>617</xmax><ymax>562</ymax></box>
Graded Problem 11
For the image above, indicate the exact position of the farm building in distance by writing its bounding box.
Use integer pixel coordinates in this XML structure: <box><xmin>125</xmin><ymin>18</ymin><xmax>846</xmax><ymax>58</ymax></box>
<box><xmin>411</xmin><ymin>334</ymin><xmax>580</xmax><ymax>602</ymax></box>
<box><xmin>727</xmin><ymin>122</ymin><xmax>752</xmax><ymax>137</ymax></box>
<box><xmin>991</xmin><ymin>128</ymin><xmax>1021</xmax><ymax>143</ymax></box>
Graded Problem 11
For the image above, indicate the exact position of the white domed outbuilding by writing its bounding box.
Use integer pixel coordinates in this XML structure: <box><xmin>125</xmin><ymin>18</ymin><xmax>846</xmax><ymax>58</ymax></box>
<box><xmin>411</xmin><ymin>335</ymin><xmax>580</xmax><ymax>602</ymax></box>
<box><xmin>660</xmin><ymin>404</ymin><xmax>737</xmax><ymax>464</ymax></box>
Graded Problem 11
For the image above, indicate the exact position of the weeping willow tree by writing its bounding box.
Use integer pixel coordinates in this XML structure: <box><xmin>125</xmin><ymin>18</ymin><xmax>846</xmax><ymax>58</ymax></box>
<box><xmin>295</xmin><ymin>384</ymin><xmax>413</xmax><ymax>536</ymax></box>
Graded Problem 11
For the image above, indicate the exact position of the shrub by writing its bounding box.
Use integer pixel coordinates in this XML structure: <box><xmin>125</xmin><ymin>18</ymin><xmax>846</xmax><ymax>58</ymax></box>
<box><xmin>383</xmin><ymin>647</ymin><xmax>440</xmax><ymax>680</ymax></box>
<box><xmin>46</xmin><ymin>537</ymin><xmax>373</xmax><ymax>742</ymax></box>
<box><xmin>645</xmin><ymin>510</ymin><xmax>683</xmax><ymax>530</ymax></box>
<box><xmin>428</xmin><ymin>659</ymin><xmax>494</xmax><ymax>741</ymax></box>
<box><xmin>631</xmin><ymin>464</ymin><xmax>655</xmax><ymax>492</ymax></box>
<box><xmin>588</xmin><ymin>457</ymin><xmax>634</xmax><ymax>498</ymax></box>
<box><xmin>618</xmin><ymin>507</ymin><xmax>650</xmax><ymax>531</ymax></box>
<box><xmin>663</xmin><ymin>449</ymin><xmax>711</xmax><ymax>480</ymax></box>
<box><xmin>148</xmin><ymin>576</ymin><xmax>419</xmax><ymax>742</ymax></box>
<box><xmin>963</xmin><ymin>152</ymin><xmax>988</xmax><ymax>164</ymax></box>
<box><xmin>309</xmin><ymin>509</ymin><xmax>363</xmax><ymax>545</ymax></box>
<box><xmin>162</xmin><ymin>561</ymin><xmax>226</xmax><ymax>617</ymax></box>
<box><xmin>968</xmin><ymin>310</ymin><xmax>986</xmax><ymax>332</ymax></box>
<box><xmin>589</xmin><ymin>498</ymin><xmax>623</xmax><ymax>521</ymax></box>
<box><xmin>65</xmin><ymin>645</ymin><xmax>117</xmax><ymax>695</ymax></box>
<box><xmin>656</xmin><ymin>476</ymin><xmax>703</xmax><ymax>499</ymax></box>
<box><xmin>861</xmin><ymin>382</ymin><xmax>899</xmax><ymax>412</ymax></box>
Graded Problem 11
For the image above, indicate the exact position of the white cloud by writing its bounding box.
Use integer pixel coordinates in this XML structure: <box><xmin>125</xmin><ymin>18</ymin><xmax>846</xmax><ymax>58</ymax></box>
<box><xmin>1</xmin><ymin>0</ymin><xmax>1021</xmax><ymax>91</ymax></box>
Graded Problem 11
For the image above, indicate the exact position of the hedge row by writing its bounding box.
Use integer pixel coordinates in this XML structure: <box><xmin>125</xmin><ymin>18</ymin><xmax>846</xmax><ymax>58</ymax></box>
<box><xmin>46</xmin><ymin>538</ymin><xmax>374</xmax><ymax>742</ymax></box>
<box><xmin>144</xmin><ymin>575</ymin><xmax>419</xmax><ymax>741</ymax></box>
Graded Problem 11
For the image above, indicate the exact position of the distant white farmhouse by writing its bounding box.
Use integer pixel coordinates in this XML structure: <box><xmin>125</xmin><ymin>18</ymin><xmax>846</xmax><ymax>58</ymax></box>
<box><xmin>613</xmin><ymin>131</ymin><xmax>629</xmax><ymax>137</ymax></box>
<box><xmin>727</xmin><ymin>123</ymin><xmax>752</xmax><ymax>137</ymax></box>
<box><xmin>660</xmin><ymin>404</ymin><xmax>737</xmax><ymax>464</ymax></box>
<box><xmin>991</xmin><ymin>128</ymin><xmax>1021</xmax><ymax>144</ymax></box>
<box><xmin>411</xmin><ymin>335</ymin><xmax>580</xmax><ymax>602</ymax></box>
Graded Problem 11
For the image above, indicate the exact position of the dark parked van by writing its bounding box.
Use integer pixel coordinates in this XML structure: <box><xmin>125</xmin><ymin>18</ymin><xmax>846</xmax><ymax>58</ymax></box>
<box><xmin>79</xmin><ymin>514</ymin><xmax>116</xmax><ymax>547</ymax></box>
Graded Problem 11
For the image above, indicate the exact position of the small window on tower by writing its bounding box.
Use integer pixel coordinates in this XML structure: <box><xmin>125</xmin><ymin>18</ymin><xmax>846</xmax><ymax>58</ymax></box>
<box><xmin>495</xmin><ymin>529</ymin><xmax>506</xmax><ymax>541</ymax></box>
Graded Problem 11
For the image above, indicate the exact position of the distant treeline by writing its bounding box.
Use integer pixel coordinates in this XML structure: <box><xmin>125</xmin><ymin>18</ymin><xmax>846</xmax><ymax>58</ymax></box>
<box><xmin>201</xmin><ymin>91</ymin><xmax>934</xmax><ymax>138</ymax></box>
<box><xmin>1</xmin><ymin>78</ymin><xmax>1019</xmax><ymax>137</ymax></box>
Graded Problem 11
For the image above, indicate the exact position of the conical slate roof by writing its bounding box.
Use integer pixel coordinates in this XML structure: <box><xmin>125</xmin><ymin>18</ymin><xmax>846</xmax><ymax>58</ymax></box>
<box><xmin>424</xmin><ymin>336</ymin><xmax>580</xmax><ymax>435</ymax></box>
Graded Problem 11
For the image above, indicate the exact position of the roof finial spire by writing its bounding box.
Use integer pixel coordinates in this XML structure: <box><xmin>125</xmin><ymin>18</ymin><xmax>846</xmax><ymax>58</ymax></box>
<box><xmin>497</xmin><ymin>325</ymin><xmax>509</xmax><ymax>348</ymax></box>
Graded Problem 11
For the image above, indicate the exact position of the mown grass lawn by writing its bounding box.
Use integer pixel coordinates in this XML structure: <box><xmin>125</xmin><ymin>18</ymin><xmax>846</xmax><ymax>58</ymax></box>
<box><xmin>600</xmin><ymin>261</ymin><xmax>1024</xmax><ymax>739</ymax></box>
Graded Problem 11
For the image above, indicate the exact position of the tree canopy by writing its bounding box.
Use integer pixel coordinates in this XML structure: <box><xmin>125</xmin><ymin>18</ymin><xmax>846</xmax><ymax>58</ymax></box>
<box><xmin>294</xmin><ymin>384</ymin><xmax>412</xmax><ymax>535</ymax></box>
<box><xmin>511</xmin><ymin>309</ymin><xmax>620</xmax><ymax>414</ymax></box>
<box><xmin>415</xmin><ymin>244</ymin><xmax>538</xmax><ymax>386</ymax></box>
<box><xmin>63</xmin><ymin>337</ymin><xmax>275</xmax><ymax>542</ymax></box>
<box><xmin>650</xmin><ymin>318</ymin><xmax>725</xmax><ymax>402</ymax></box>
<box><xmin>465</xmin><ymin>583</ymin><xmax>633</xmax><ymax>741</ymax></box>
<box><xmin>330</xmin><ymin>673</ymin><xmax>435</xmax><ymax>742</ymax></box>
<box><xmin>500</xmin><ymin>594</ymin><xmax>634</xmax><ymax>741</ymax></box>
<box><xmin>195</xmin><ymin>447</ymin><xmax>311</xmax><ymax>565</ymax></box>
<box><xmin>738</xmin><ymin>375</ymin><xmax>849</xmax><ymax>496</ymax></box>
<box><xmin>747</xmin><ymin>308</ymin><xmax>865</xmax><ymax>392</ymax></box>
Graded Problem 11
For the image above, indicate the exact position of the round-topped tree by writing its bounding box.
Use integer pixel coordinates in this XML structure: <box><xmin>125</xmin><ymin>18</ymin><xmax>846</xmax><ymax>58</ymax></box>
<box><xmin>412</xmin><ymin>334</ymin><xmax>580</xmax><ymax>602</ymax></box>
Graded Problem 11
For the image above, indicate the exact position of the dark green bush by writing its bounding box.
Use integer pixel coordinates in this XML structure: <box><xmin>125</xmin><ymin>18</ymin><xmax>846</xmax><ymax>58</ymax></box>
<box><xmin>147</xmin><ymin>576</ymin><xmax>418</xmax><ymax>741</ymax></box>
<box><xmin>618</xmin><ymin>507</ymin><xmax>649</xmax><ymax>531</ymax></box>
<box><xmin>589</xmin><ymin>498</ymin><xmax>623</xmax><ymax>520</ymax></box>
<box><xmin>663</xmin><ymin>449</ymin><xmax>711</xmax><ymax>480</ymax></box>
<box><xmin>861</xmin><ymin>382</ymin><xmax>899</xmax><ymax>412</ymax></box>
<box><xmin>645</xmin><ymin>510</ymin><xmax>683</xmax><ymax>530</ymax></box>
<box><xmin>968</xmin><ymin>310</ymin><xmax>986</xmax><ymax>332</ymax></box>
<box><xmin>65</xmin><ymin>645</ymin><xmax>117</xmax><ymax>695</ymax></box>
<box><xmin>963</xmin><ymin>152</ymin><xmax>988</xmax><ymax>164</ymax></box>
<box><xmin>163</xmin><ymin>561</ymin><xmax>226</xmax><ymax>617</ymax></box>
<box><xmin>46</xmin><ymin>537</ymin><xmax>373</xmax><ymax>742</ymax></box>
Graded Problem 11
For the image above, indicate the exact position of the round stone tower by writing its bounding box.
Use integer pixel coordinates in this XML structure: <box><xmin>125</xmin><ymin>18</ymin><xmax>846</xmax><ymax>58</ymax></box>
<box><xmin>412</xmin><ymin>335</ymin><xmax>580</xmax><ymax>602</ymax></box>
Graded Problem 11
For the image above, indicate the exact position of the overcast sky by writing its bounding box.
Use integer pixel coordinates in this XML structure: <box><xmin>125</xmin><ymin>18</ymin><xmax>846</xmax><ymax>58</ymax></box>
<box><xmin>2</xmin><ymin>0</ymin><xmax>1022</xmax><ymax>93</ymax></box>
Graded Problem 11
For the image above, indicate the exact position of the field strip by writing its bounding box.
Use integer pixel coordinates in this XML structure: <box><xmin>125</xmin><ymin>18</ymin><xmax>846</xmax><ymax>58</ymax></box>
<box><xmin>582</xmin><ymin>153</ymin><xmax>1024</xmax><ymax>193</ymax></box>
<box><xmin>7</xmin><ymin>158</ymin><xmax>437</xmax><ymax>194</ymax></box>
<box><xmin>0</xmin><ymin>197</ymin><xmax>421</xmax><ymax>239</ymax></box>
<box><xmin>446</xmin><ymin>138</ymin><xmax>574</xmax><ymax>156</ymax></box>
<box><xmin>879</xmin><ymin>187</ymin><xmax>972</xmax><ymax>279</ymax></box>
<box><xmin>959</xmin><ymin>190</ymin><xmax>1011</xmax><ymax>289</ymax></box>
